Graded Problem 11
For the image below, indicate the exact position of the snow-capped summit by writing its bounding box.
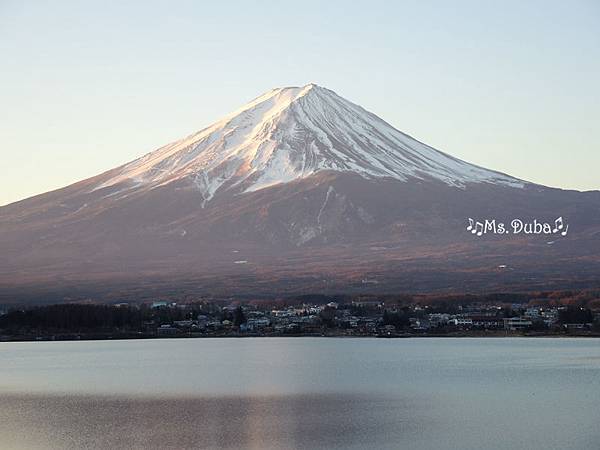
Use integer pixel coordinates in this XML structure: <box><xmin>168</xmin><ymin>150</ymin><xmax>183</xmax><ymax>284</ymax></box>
<box><xmin>96</xmin><ymin>83</ymin><xmax>523</xmax><ymax>205</ymax></box>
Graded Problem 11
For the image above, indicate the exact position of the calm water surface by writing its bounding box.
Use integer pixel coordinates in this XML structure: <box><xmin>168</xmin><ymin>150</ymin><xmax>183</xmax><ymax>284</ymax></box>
<box><xmin>1</xmin><ymin>337</ymin><xmax>599</xmax><ymax>449</ymax></box>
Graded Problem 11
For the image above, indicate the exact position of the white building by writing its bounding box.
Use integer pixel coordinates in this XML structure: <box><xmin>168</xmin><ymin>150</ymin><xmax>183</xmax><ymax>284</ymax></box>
<box><xmin>449</xmin><ymin>318</ymin><xmax>473</xmax><ymax>327</ymax></box>
<box><xmin>503</xmin><ymin>317</ymin><xmax>532</xmax><ymax>330</ymax></box>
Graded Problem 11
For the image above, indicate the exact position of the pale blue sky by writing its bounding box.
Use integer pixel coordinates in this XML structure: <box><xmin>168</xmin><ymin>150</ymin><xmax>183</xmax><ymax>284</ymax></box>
<box><xmin>1</xmin><ymin>0</ymin><xmax>599</xmax><ymax>206</ymax></box>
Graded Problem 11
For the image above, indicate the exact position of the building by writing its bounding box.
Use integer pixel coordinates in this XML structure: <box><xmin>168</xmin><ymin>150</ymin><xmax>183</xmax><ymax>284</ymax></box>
<box><xmin>151</xmin><ymin>301</ymin><xmax>168</xmax><ymax>309</ymax></box>
<box><xmin>449</xmin><ymin>318</ymin><xmax>473</xmax><ymax>328</ymax></box>
<box><xmin>157</xmin><ymin>325</ymin><xmax>179</xmax><ymax>335</ymax></box>
<box><xmin>470</xmin><ymin>316</ymin><xmax>503</xmax><ymax>329</ymax></box>
<box><xmin>428</xmin><ymin>313</ymin><xmax>450</xmax><ymax>327</ymax></box>
<box><xmin>245</xmin><ymin>317</ymin><xmax>271</xmax><ymax>332</ymax></box>
<box><xmin>563</xmin><ymin>323</ymin><xmax>591</xmax><ymax>330</ymax></box>
<box><xmin>503</xmin><ymin>317</ymin><xmax>532</xmax><ymax>330</ymax></box>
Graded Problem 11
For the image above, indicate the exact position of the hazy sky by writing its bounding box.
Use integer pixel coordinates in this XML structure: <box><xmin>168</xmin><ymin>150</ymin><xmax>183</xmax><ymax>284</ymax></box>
<box><xmin>1</xmin><ymin>0</ymin><xmax>599</xmax><ymax>206</ymax></box>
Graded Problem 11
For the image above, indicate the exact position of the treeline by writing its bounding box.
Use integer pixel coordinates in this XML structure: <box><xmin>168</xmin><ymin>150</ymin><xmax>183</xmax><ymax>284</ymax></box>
<box><xmin>0</xmin><ymin>302</ymin><xmax>246</xmax><ymax>334</ymax></box>
<box><xmin>411</xmin><ymin>290</ymin><xmax>600</xmax><ymax>309</ymax></box>
<box><xmin>559</xmin><ymin>307</ymin><xmax>594</xmax><ymax>324</ymax></box>
<box><xmin>0</xmin><ymin>304</ymin><xmax>145</xmax><ymax>332</ymax></box>
<box><xmin>0</xmin><ymin>303</ymin><xmax>205</xmax><ymax>333</ymax></box>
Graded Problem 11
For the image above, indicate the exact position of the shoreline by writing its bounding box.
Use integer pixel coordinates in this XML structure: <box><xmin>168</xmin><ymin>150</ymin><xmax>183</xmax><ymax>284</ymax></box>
<box><xmin>3</xmin><ymin>331</ymin><xmax>600</xmax><ymax>343</ymax></box>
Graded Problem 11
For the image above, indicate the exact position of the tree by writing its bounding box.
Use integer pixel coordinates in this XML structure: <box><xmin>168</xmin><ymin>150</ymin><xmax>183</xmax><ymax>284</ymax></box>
<box><xmin>233</xmin><ymin>306</ymin><xmax>246</xmax><ymax>327</ymax></box>
<box><xmin>319</xmin><ymin>307</ymin><xmax>336</xmax><ymax>328</ymax></box>
<box><xmin>559</xmin><ymin>307</ymin><xmax>593</xmax><ymax>324</ymax></box>
<box><xmin>382</xmin><ymin>309</ymin><xmax>410</xmax><ymax>328</ymax></box>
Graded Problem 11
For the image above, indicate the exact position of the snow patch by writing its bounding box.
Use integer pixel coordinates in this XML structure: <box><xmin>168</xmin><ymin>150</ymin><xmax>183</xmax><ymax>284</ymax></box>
<box><xmin>317</xmin><ymin>186</ymin><xmax>335</xmax><ymax>231</ymax></box>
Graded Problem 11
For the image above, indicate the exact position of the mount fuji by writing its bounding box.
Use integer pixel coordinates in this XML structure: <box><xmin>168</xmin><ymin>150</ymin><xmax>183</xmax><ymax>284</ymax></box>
<box><xmin>1</xmin><ymin>84</ymin><xmax>599</xmax><ymax>302</ymax></box>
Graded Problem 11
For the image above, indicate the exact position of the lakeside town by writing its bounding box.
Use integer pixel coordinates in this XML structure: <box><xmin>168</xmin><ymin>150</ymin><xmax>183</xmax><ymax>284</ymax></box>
<box><xmin>1</xmin><ymin>293</ymin><xmax>599</xmax><ymax>341</ymax></box>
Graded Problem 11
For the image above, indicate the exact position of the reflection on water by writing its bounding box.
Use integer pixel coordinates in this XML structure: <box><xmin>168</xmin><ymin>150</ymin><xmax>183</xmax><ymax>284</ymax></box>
<box><xmin>0</xmin><ymin>393</ymin><xmax>421</xmax><ymax>450</ymax></box>
<box><xmin>1</xmin><ymin>338</ymin><xmax>600</xmax><ymax>449</ymax></box>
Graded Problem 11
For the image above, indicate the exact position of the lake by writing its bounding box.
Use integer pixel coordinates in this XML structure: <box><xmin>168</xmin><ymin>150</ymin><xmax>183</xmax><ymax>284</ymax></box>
<box><xmin>1</xmin><ymin>337</ymin><xmax>599</xmax><ymax>449</ymax></box>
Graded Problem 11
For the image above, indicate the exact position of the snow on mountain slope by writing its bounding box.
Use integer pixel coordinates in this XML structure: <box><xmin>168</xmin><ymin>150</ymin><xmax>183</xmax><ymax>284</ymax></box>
<box><xmin>95</xmin><ymin>83</ymin><xmax>524</xmax><ymax>204</ymax></box>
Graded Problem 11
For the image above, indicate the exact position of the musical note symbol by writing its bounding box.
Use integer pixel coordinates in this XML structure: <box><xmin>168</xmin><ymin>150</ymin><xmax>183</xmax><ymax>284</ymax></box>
<box><xmin>552</xmin><ymin>216</ymin><xmax>564</xmax><ymax>233</ymax></box>
<box><xmin>467</xmin><ymin>218</ymin><xmax>474</xmax><ymax>232</ymax></box>
<box><xmin>560</xmin><ymin>224</ymin><xmax>568</xmax><ymax>236</ymax></box>
<box><xmin>473</xmin><ymin>221</ymin><xmax>484</xmax><ymax>236</ymax></box>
